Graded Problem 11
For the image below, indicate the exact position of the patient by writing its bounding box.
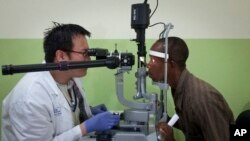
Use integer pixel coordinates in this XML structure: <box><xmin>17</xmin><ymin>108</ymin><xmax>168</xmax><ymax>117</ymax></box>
<box><xmin>147</xmin><ymin>37</ymin><xmax>234</xmax><ymax>141</ymax></box>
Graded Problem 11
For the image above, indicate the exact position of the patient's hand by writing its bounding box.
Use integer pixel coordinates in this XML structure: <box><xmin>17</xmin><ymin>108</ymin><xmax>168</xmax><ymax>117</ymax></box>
<box><xmin>156</xmin><ymin>122</ymin><xmax>175</xmax><ymax>141</ymax></box>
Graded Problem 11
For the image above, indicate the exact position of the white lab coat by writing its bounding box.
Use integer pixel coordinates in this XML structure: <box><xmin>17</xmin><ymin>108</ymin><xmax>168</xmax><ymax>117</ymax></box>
<box><xmin>1</xmin><ymin>71</ymin><xmax>92</xmax><ymax>141</ymax></box>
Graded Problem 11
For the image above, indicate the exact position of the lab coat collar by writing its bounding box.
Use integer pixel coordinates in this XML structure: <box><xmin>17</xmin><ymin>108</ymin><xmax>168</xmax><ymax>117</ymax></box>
<box><xmin>42</xmin><ymin>71</ymin><xmax>72</xmax><ymax>112</ymax></box>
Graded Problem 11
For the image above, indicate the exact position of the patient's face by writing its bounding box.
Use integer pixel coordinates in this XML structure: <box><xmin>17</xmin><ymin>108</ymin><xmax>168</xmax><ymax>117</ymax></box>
<box><xmin>147</xmin><ymin>41</ymin><xmax>165</xmax><ymax>82</ymax></box>
<box><xmin>147</xmin><ymin>55</ymin><xmax>165</xmax><ymax>82</ymax></box>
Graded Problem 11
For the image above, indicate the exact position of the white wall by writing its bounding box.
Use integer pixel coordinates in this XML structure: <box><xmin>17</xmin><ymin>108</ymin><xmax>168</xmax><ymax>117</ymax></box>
<box><xmin>0</xmin><ymin>0</ymin><xmax>249</xmax><ymax>39</ymax></box>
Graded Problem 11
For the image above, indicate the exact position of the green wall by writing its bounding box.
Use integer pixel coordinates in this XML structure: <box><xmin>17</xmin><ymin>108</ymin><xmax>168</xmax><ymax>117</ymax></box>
<box><xmin>1</xmin><ymin>39</ymin><xmax>250</xmax><ymax>140</ymax></box>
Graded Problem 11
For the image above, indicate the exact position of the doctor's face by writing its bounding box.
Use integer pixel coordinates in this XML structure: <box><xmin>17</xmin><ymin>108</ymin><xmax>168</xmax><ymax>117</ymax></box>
<box><xmin>67</xmin><ymin>35</ymin><xmax>90</xmax><ymax>77</ymax></box>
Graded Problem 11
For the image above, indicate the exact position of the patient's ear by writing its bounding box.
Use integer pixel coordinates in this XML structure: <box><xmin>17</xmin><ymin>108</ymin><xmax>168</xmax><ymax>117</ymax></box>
<box><xmin>168</xmin><ymin>60</ymin><xmax>175</xmax><ymax>68</ymax></box>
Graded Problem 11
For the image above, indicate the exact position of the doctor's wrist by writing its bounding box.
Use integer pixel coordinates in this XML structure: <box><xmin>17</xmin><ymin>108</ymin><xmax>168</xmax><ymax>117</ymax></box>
<box><xmin>80</xmin><ymin>123</ymin><xmax>88</xmax><ymax>136</ymax></box>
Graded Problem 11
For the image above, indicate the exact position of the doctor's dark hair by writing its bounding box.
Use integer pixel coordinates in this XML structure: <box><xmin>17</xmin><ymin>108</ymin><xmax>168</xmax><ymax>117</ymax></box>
<box><xmin>43</xmin><ymin>22</ymin><xmax>91</xmax><ymax>63</ymax></box>
<box><xmin>157</xmin><ymin>37</ymin><xmax>189</xmax><ymax>69</ymax></box>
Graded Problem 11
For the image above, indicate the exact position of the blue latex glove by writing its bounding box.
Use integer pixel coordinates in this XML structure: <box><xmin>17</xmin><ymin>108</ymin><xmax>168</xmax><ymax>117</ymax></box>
<box><xmin>90</xmin><ymin>104</ymin><xmax>107</xmax><ymax>115</ymax></box>
<box><xmin>84</xmin><ymin>111</ymin><xmax>120</xmax><ymax>133</ymax></box>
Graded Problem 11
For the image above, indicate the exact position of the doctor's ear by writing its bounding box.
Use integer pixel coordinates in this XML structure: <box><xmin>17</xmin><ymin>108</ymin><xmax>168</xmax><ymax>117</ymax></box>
<box><xmin>55</xmin><ymin>50</ymin><xmax>66</xmax><ymax>62</ymax></box>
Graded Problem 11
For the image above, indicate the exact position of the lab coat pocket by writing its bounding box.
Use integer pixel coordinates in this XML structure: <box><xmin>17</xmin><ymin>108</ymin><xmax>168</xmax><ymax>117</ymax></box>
<box><xmin>49</xmin><ymin>93</ymin><xmax>73</xmax><ymax>134</ymax></box>
<box><xmin>55</xmin><ymin>104</ymin><xmax>74</xmax><ymax>134</ymax></box>
<box><xmin>50</xmin><ymin>93</ymin><xmax>63</xmax><ymax>117</ymax></box>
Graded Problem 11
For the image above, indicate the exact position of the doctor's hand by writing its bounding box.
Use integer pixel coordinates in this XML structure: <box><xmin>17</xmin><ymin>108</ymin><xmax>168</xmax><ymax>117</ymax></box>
<box><xmin>83</xmin><ymin>111</ymin><xmax>120</xmax><ymax>133</ymax></box>
<box><xmin>156</xmin><ymin>122</ymin><xmax>175</xmax><ymax>141</ymax></box>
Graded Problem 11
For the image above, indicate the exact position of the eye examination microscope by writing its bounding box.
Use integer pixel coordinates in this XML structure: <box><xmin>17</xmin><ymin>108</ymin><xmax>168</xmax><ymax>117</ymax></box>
<box><xmin>106</xmin><ymin>1</ymin><xmax>175</xmax><ymax>141</ymax></box>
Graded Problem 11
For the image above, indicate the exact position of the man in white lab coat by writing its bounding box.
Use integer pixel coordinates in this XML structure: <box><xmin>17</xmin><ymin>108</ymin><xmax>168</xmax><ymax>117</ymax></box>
<box><xmin>1</xmin><ymin>23</ymin><xmax>120</xmax><ymax>141</ymax></box>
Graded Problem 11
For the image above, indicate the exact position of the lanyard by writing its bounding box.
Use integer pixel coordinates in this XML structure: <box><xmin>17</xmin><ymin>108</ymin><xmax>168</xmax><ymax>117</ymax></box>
<box><xmin>68</xmin><ymin>88</ymin><xmax>77</xmax><ymax>112</ymax></box>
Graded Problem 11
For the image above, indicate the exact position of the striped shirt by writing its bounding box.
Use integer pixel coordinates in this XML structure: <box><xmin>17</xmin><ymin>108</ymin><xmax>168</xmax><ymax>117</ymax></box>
<box><xmin>172</xmin><ymin>69</ymin><xmax>234</xmax><ymax>141</ymax></box>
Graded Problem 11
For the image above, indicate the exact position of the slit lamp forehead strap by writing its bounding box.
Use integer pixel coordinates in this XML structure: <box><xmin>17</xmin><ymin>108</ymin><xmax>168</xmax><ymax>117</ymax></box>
<box><xmin>149</xmin><ymin>50</ymin><xmax>168</xmax><ymax>59</ymax></box>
